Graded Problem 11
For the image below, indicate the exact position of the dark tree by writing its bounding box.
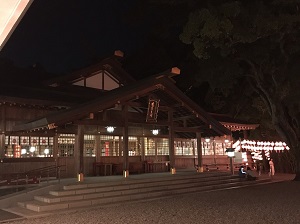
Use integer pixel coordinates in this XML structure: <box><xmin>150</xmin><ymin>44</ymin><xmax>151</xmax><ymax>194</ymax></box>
<box><xmin>180</xmin><ymin>0</ymin><xmax>300</xmax><ymax>179</ymax></box>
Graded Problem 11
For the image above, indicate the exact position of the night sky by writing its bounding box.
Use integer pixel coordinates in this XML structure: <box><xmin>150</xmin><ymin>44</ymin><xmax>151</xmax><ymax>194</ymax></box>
<box><xmin>0</xmin><ymin>0</ymin><xmax>143</xmax><ymax>74</ymax></box>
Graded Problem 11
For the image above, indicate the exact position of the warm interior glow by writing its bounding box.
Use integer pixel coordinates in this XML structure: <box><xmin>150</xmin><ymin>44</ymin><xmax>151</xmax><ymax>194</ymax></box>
<box><xmin>21</xmin><ymin>148</ymin><xmax>27</xmax><ymax>155</ymax></box>
<box><xmin>29</xmin><ymin>146</ymin><xmax>35</xmax><ymax>152</ymax></box>
<box><xmin>44</xmin><ymin>148</ymin><xmax>49</xmax><ymax>155</ymax></box>
<box><xmin>0</xmin><ymin>0</ymin><xmax>33</xmax><ymax>50</ymax></box>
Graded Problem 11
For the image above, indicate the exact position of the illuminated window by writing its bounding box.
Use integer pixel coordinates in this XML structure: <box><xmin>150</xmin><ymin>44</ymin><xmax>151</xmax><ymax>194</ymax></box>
<box><xmin>145</xmin><ymin>138</ymin><xmax>155</xmax><ymax>155</ymax></box>
<box><xmin>84</xmin><ymin>135</ymin><xmax>95</xmax><ymax>157</ymax></box>
<box><xmin>157</xmin><ymin>138</ymin><xmax>169</xmax><ymax>155</ymax></box>
<box><xmin>100</xmin><ymin>135</ymin><xmax>120</xmax><ymax>156</ymax></box>
<box><xmin>58</xmin><ymin>134</ymin><xmax>75</xmax><ymax>157</ymax></box>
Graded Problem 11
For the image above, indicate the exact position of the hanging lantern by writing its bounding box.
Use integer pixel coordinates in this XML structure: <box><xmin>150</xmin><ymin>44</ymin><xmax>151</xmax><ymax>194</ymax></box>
<box><xmin>151</xmin><ymin>129</ymin><xmax>159</xmax><ymax>135</ymax></box>
<box><xmin>106</xmin><ymin>126</ymin><xmax>115</xmax><ymax>133</ymax></box>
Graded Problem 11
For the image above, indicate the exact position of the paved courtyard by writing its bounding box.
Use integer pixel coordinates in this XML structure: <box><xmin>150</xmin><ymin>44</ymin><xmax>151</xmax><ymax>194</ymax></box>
<box><xmin>4</xmin><ymin>175</ymin><xmax>300</xmax><ymax>224</ymax></box>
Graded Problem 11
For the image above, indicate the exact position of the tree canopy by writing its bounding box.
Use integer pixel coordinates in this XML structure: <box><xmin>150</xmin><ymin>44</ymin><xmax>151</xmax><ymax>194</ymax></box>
<box><xmin>178</xmin><ymin>0</ymin><xmax>300</xmax><ymax>175</ymax></box>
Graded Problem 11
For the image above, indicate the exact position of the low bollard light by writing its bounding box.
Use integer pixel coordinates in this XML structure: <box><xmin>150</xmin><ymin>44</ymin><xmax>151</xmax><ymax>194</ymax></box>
<box><xmin>171</xmin><ymin>168</ymin><xmax>176</xmax><ymax>174</ymax></box>
<box><xmin>78</xmin><ymin>173</ymin><xmax>84</xmax><ymax>182</ymax></box>
<box><xmin>123</xmin><ymin>170</ymin><xmax>129</xmax><ymax>178</ymax></box>
<box><xmin>197</xmin><ymin>166</ymin><xmax>204</xmax><ymax>173</ymax></box>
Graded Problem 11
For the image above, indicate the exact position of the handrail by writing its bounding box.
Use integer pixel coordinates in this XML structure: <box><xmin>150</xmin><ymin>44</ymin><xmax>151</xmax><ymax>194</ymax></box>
<box><xmin>204</xmin><ymin>163</ymin><xmax>247</xmax><ymax>171</ymax></box>
<box><xmin>0</xmin><ymin>165</ymin><xmax>66</xmax><ymax>186</ymax></box>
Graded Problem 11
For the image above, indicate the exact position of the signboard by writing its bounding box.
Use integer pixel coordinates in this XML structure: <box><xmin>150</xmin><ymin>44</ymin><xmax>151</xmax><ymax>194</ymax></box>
<box><xmin>225</xmin><ymin>147</ymin><xmax>235</xmax><ymax>157</ymax></box>
<box><xmin>146</xmin><ymin>99</ymin><xmax>160</xmax><ymax>122</ymax></box>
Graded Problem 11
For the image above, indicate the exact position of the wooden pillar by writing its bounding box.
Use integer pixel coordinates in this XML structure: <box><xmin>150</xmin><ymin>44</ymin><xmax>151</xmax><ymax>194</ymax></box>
<box><xmin>53</xmin><ymin>135</ymin><xmax>59</xmax><ymax>159</ymax></box>
<box><xmin>155</xmin><ymin>138</ymin><xmax>158</xmax><ymax>161</ymax></box>
<box><xmin>213</xmin><ymin>137</ymin><xmax>216</xmax><ymax>164</ymax></box>
<box><xmin>122</xmin><ymin>105</ymin><xmax>129</xmax><ymax>177</ymax></box>
<box><xmin>74</xmin><ymin>125</ymin><xmax>84</xmax><ymax>180</ymax></box>
<box><xmin>118</xmin><ymin>135</ymin><xmax>122</xmax><ymax>162</ymax></box>
<box><xmin>197</xmin><ymin>132</ymin><xmax>203</xmax><ymax>172</ymax></box>
<box><xmin>0</xmin><ymin>105</ymin><xmax>6</xmax><ymax>159</ymax></box>
<box><xmin>141</xmin><ymin>137</ymin><xmax>145</xmax><ymax>161</ymax></box>
<box><xmin>0</xmin><ymin>134</ymin><xmax>5</xmax><ymax>159</ymax></box>
<box><xmin>95</xmin><ymin>135</ymin><xmax>101</xmax><ymax>162</ymax></box>
<box><xmin>168</xmin><ymin>110</ymin><xmax>175</xmax><ymax>174</ymax></box>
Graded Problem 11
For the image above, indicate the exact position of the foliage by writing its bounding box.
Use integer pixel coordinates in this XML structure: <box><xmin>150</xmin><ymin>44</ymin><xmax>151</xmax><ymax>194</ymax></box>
<box><xmin>178</xmin><ymin>0</ymin><xmax>300</xmax><ymax>174</ymax></box>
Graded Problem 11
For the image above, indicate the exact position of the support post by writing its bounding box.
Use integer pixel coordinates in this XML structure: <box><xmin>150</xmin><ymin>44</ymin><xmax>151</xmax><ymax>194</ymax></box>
<box><xmin>168</xmin><ymin>110</ymin><xmax>175</xmax><ymax>174</ymax></box>
<box><xmin>196</xmin><ymin>132</ymin><xmax>203</xmax><ymax>172</ymax></box>
<box><xmin>122</xmin><ymin>105</ymin><xmax>129</xmax><ymax>177</ymax></box>
<box><xmin>53</xmin><ymin>135</ymin><xmax>58</xmax><ymax>159</ymax></box>
<box><xmin>95</xmin><ymin>135</ymin><xmax>101</xmax><ymax>162</ymax></box>
<box><xmin>230</xmin><ymin>157</ymin><xmax>234</xmax><ymax>175</ymax></box>
<box><xmin>75</xmin><ymin>125</ymin><xmax>84</xmax><ymax>181</ymax></box>
<box><xmin>0</xmin><ymin>105</ymin><xmax>6</xmax><ymax>159</ymax></box>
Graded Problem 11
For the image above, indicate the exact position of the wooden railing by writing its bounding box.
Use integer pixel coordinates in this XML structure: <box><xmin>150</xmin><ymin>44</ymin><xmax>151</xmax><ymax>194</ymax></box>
<box><xmin>204</xmin><ymin>163</ymin><xmax>247</xmax><ymax>171</ymax></box>
<box><xmin>0</xmin><ymin>165</ymin><xmax>66</xmax><ymax>186</ymax></box>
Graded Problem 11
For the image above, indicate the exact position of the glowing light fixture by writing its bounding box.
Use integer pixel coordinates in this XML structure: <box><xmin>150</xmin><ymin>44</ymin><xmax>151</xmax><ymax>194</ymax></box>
<box><xmin>44</xmin><ymin>148</ymin><xmax>49</xmax><ymax>155</ymax></box>
<box><xmin>205</xmin><ymin>138</ymin><xmax>210</xmax><ymax>143</ymax></box>
<box><xmin>21</xmin><ymin>148</ymin><xmax>27</xmax><ymax>155</ymax></box>
<box><xmin>106</xmin><ymin>126</ymin><xmax>115</xmax><ymax>133</ymax></box>
<box><xmin>151</xmin><ymin>129</ymin><xmax>159</xmax><ymax>135</ymax></box>
<box><xmin>29</xmin><ymin>146</ymin><xmax>36</xmax><ymax>153</ymax></box>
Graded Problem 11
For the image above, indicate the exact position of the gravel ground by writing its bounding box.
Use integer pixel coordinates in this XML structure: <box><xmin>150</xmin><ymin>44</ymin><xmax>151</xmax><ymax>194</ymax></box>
<box><xmin>6</xmin><ymin>181</ymin><xmax>300</xmax><ymax>224</ymax></box>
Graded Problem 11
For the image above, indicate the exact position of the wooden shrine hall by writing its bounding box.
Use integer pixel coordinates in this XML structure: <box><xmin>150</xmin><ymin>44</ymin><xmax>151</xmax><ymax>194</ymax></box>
<box><xmin>0</xmin><ymin>51</ymin><xmax>232</xmax><ymax>178</ymax></box>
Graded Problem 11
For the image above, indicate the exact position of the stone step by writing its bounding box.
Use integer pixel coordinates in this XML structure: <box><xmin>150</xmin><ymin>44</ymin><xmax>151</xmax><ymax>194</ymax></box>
<box><xmin>19</xmin><ymin>177</ymin><xmax>270</xmax><ymax>212</ymax></box>
<box><xmin>62</xmin><ymin>172</ymin><xmax>232</xmax><ymax>190</ymax></box>
<box><xmin>34</xmin><ymin>177</ymin><xmax>240</xmax><ymax>204</ymax></box>
<box><xmin>52</xmin><ymin>173</ymin><xmax>237</xmax><ymax>197</ymax></box>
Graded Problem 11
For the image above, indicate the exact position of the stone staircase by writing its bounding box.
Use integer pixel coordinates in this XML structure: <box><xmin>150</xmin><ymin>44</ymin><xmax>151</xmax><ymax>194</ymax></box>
<box><xmin>15</xmin><ymin>172</ymin><xmax>271</xmax><ymax>213</ymax></box>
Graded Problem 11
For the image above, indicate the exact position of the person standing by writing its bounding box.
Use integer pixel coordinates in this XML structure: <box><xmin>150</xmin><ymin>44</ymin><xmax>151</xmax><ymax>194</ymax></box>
<box><xmin>269</xmin><ymin>159</ymin><xmax>275</xmax><ymax>176</ymax></box>
<box><xmin>238</xmin><ymin>166</ymin><xmax>247</xmax><ymax>178</ymax></box>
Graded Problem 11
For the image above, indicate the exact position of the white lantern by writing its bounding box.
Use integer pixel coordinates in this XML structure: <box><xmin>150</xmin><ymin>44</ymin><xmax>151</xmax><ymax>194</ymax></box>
<box><xmin>106</xmin><ymin>126</ymin><xmax>115</xmax><ymax>133</ymax></box>
<box><xmin>151</xmin><ymin>129</ymin><xmax>159</xmax><ymax>135</ymax></box>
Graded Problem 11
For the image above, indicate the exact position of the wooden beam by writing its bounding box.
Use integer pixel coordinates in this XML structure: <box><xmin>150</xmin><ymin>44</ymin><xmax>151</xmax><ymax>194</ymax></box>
<box><xmin>158</xmin><ymin>105</ymin><xmax>172</xmax><ymax>111</ymax></box>
<box><xmin>173</xmin><ymin>127</ymin><xmax>203</xmax><ymax>133</ymax></box>
<box><xmin>173</xmin><ymin>115</ymin><xmax>194</xmax><ymax>121</ymax></box>
<box><xmin>73</xmin><ymin>120</ymin><xmax>124</xmax><ymax>126</ymax></box>
<box><xmin>125</xmin><ymin>101</ymin><xmax>146</xmax><ymax>108</ymax></box>
<box><xmin>74</xmin><ymin>118</ymin><xmax>171</xmax><ymax>127</ymax></box>
<box><xmin>129</xmin><ymin>119</ymin><xmax>171</xmax><ymax>126</ymax></box>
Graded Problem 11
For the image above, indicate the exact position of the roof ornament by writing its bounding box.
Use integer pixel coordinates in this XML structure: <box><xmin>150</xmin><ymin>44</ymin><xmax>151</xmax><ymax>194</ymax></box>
<box><xmin>114</xmin><ymin>50</ymin><xmax>124</xmax><ymax>57</ymax></box>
